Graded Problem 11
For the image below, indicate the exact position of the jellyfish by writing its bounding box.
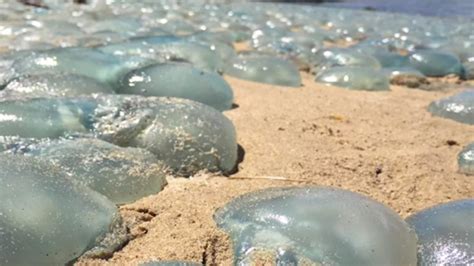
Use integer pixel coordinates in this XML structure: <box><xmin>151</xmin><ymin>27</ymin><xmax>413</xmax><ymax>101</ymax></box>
<box><xmin>0</xmin><ymin>154</ymin><xmax>128</xmax><ymax>266</ymax></box>
<box><xmin>118</xmin><ymin>63</ymin><xmax>233</xmax><ymax>111</ymax></box>
<box><xmin>406</xmin><ymin>200</ymin><xmax>473</xmax><ymax>265</ymax></box>
<box><xmin>214</xmin><ymin>186</ymin><xmax>417</xmax><ymax>265</ymax></box>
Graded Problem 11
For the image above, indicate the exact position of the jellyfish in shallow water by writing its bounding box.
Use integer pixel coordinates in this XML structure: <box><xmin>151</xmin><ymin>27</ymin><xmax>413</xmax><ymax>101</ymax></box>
<box><xmin>19</xmin><ymin>138</ymin><xmax>168</xmax><ymax>204</ymax></box>
<box><xmin>214</xmin><ymin>187</ymin><xmax>417</xmax><ymax>266</ymax></box>
<box><xmin>428</xmin><ymin>90</ymin><xmax>474</xmax><ymax>125</ymax></box>
<box><xmin>409</xmin><ymin>50</ymin><xmax>463</xmax><ymax>77</ymax></box>
<box><xmin>458</xmin><ymin>143</ymin><xmax>474</xmax><ymax>175</ymax></box>
<box><xmin>315</xmin><ymin>66</ymin><xmax>390</xmax><ymax>91</ymax></box>
<box><xmin>0</xmin><ymin>154</ymin><xmax>128</xmax><ymax>266</ymax></box>
<box><xmin>406</xmin><ymin>200</ymin><xmax>474</xmax><ymax>266</ymax></box>
<box><xmin>1</xmin><ymin>73</ymin><xmax>114</xmax><ymax>99</ymax></box>
<box><xmin>118</xmin><ymin>63</ymin><xmax>234</xmax><ymax>111</ymax></box>
<box><xmin>224</xmin><ymin>54</ymin><xmax>301</xmax><ymax>87</ymax></box>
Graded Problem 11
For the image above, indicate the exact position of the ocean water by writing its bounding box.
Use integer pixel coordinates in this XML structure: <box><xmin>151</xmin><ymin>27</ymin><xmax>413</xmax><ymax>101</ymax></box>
<box><xmin>318</xmin><ymin>0</ymin><xmax>474</xmax><ymax>18</ymax></box>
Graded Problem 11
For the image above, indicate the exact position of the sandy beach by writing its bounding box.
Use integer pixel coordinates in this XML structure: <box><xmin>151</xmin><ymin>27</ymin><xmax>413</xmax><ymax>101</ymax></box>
<box><xmin>78</xmin><ymin>73</ymin><xmax>474</xmax><ymax>265</ymax></box>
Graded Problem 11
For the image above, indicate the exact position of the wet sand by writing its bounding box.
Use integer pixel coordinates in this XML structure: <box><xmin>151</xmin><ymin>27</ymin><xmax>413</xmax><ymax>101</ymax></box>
<box><xmin>79</xmin><ymin>73</ymin><xmax>474</xmax><ymax>265</ymax></box>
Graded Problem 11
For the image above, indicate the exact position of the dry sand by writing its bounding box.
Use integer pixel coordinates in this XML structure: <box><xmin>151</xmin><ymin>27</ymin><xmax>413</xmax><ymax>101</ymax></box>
<box><xmin>80</xmin><ymin>73</ymin><xmax>474</xmax><ymax>265</ymax></box>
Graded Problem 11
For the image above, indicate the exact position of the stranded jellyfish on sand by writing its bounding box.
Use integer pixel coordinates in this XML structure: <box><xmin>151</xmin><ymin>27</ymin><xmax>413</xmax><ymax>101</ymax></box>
<box><xmin>0</xmin><ymin>95</ymin><xmax>238</xmax><ymax>176</ymax></box>
<box><xmin>428</xmin><ymin>90</ymin><xmax>474</xmax><ymax>125</ymax></box>
<box><xmin>214</xmin><ymin>187</ymin><xmax>417</xmax><ymax>265</ymax></box>
<box><xmin>406</xmin><ymin>199</ymin><xmax>474</xmax><ymax>265</ymax></box>
<box><xmin>0</xmin><ymin>154</ymin><xmax>128</xmax><ymax>266</ymax></box>
<box><xmin>16</xmin><ymin>138</ymin><xmax>168</xmax><ymax>204</ymax></box>
<box><xmin>118</xmin><ymin>63</ymin><xmax>234</xmax><ymax>111</ymax></box>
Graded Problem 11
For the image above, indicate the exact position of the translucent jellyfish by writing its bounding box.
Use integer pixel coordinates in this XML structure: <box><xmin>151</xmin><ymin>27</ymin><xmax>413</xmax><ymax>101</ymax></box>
<box><xmin>428</xmin><ymin>90</ymin><xmax>474</xmax><ymax>125</ymax></box>
<box><xmin>463</xmin><ymin>61</ymin><xmax>474</xmax><ymax>80</ymax></box>
<box><xmin>214</xmin><ymin>187</ymin><xmax>417</xmax><ymax>265</ymax></box>
<box><xmin>187</xmin><ymin>32</ymin><xmax>237</xmax><ymax>64</ymax></box>
<box><xmin>372</xmin><ymin>51</ymin><xmax>410</xmax><ymax>68</ymax></box>
<box><xmin>352</xmin><ymin>39</ymin><xmax>391</xmax><ymax>56</ymax></box>
<box><xmin>149</xmin><ymin>39</ymin><xmax>225</xmax><ymax>72</ymax></box>
<box><xmin>99</xmin><ymin>37</ymin><xmax>223</xmax><ymax>73</ymax></box>
<box><xmin>77</xmin><ymin>31</ymin><xmax>127</xmax><ymax>48</ymax></box>
<box><xmin>406</xmin><ymin>200</ymin><xmax>474</xmax><ymax>265</ymax></box>
<box><xmin>225</xmin><ymin>24</ymin><xmax>252</xmax><ymax>43</ymax></box>
<box><xmin>250</xmin><ymin>28</ymin><xmax>323</xmax><ymax>60</ymax></box>
<box><xmin>31</xmin><ymin>20</ymin><xmax>84</xmax><ymax>37</ymax></box>
<box><xmin>118</xmin><ymin>63</ymin><xmax>234</xmax><ymax>111</ymax></box>
<box><xmin>11</xmin><ymin>47</ymin><xmax>140</xmax><ymax>86</ymax></box>
<box><xmin>311</xmin><ymin>48</ymin><xmax>381</xmax><ymax>74</ymax></box>
<box><xmin>21</xmin><ymin>138</ymin><xmax>167</xmax><ymax>204</ymax></box>
<box><xmin>98</xmin><ymin>36</ymin><xmax>180</xmax><ymax>58</ymax></box>
<box><xmin>187</xmin><ymin>31</ymin><xmax>235</xmax><ymax>47</ymax></box>
<box><xmin>157</xmin><ymin>19</ymin><xmax>197</xmax><ymax>35</ymax></box>
<box><xmin>224</xmin><ymin>55</ymin><xmax>301</xmax><ymax>87</ymax></box>
<box><xmin>315</xmin><ymin>66</ymin><xmax>390</xmax><ymax>91</ymax></box>
<box><xmin>83</xmin><ymin>17</ymin><xmax>143</xmax><ymax>37</ymax></box>
<box><xmin>409</xmin><ymin>50</ymin><xmax>463</xmax><ymax>77</ymax></box>
<box><xmin>0</xmin><ymin>51</ymin><xmax>27</xmax><ymax>88</ymax></box>
<box><xmin>382</xmin><ymin>67</ymin><xmax>438</xmax><ymax>90</ymax></box>
<box><xmin>0</xmin><ymin>98</ymin><xmax>91</xmax><ymax>138</ymax></box>
<box><xmin>0</xmin><ymin>154</ymin><xmax>128</xmax><ymax>266</ymax></box>
<box><xmin>383</xmin><ymin>67</ymin><xmax>425</xmax><ymax>79</ymax></box>
<box><xmin>437</xmin><ymin>35</ymin><xmax>474</xmax><ymax>63</ymax></box>
<box><xmin>11</xmin><ymin>22</ymin><xmax>82</xmax><ymax>49</ymax></box>
<box><xmin>458</xmin><ymin>142</ymin><xmax>474</xmax><ymax>175</ymax></box>
<box><xmin>1</xmin><ymin>73</ymin><xmax>114</xmax><ymax>99</ymax></box>
<box><xmin>92</xmin><ymin>95</ymin><xmax>238</xmax><ymax>176</ymax></box>
<box><xmin>383</xmin><ymin>67</ymin><xmax>429</xmax><ymax>88</ymax></box>
<box><xmin>0</xmin><ymin>95</ymin><xmax>238</xmax><ymax>176</ymax></box>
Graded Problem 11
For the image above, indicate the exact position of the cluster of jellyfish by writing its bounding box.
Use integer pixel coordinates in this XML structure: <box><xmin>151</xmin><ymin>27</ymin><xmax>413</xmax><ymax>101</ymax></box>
<box><xmin>0</xmin><ymin>0</ymin><xmax>472</xmax><ymax>265</ymax></box>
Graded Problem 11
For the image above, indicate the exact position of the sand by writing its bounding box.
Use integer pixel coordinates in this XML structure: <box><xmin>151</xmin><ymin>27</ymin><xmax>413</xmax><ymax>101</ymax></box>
<box><xmin>79</xmin><ymin>73</ymin><xmax>474</xmax><ymax>265</ymax></box>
